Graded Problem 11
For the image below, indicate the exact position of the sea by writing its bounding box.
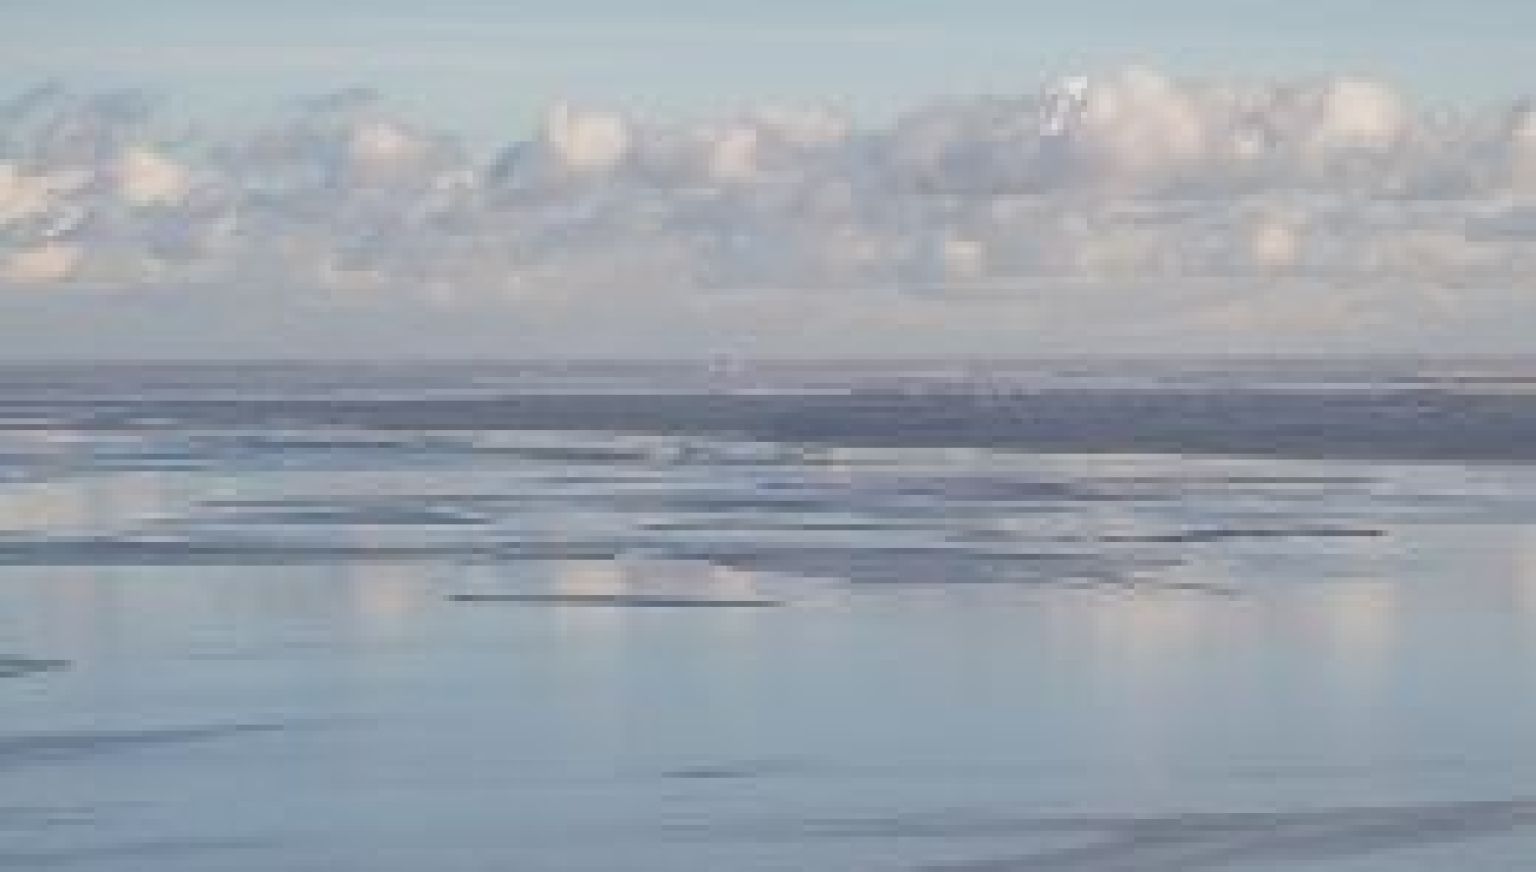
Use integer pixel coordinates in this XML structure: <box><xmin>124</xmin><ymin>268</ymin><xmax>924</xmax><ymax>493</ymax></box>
<box><xmin>2</xmin><ymin>358</ymin><xmax>1536</xmax><ymax>871</ymax></box>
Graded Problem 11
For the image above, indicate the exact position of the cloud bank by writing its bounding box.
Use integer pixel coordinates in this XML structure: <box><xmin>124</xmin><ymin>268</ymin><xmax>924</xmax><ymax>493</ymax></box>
<box><xmin>1</xmin><ymin>70</ymin><xmax>1534</xmax><ymax>352</ymax></box>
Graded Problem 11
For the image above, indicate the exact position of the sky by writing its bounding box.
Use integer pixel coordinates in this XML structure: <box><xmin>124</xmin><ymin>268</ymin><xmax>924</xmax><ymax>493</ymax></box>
<box><xmin>7</xmin><ymin>1</ymin><xmax>1535</xmax><ymax>135</ymax></box>
<box><xmin>1</xmin><ymin>1</ymin><xmax>1534</xmax><ymax>358</ymax></box>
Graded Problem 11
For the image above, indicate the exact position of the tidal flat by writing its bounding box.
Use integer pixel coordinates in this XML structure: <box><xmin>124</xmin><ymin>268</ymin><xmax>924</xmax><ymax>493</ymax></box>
<box><xmin>3</xmin><ymin>360</ymin><xmax>1536</xmax><ymax>871</ymax></box>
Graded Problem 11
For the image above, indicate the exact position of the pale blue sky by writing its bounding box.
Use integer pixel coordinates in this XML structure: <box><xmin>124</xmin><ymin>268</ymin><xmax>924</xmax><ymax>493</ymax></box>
<box><xmin>6</xmin><ymin>0</ymin><xmax>1534</xmax><ymax>139</ymax></box>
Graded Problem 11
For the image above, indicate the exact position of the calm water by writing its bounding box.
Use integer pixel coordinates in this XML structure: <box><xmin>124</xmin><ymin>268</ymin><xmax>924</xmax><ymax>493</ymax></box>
<box><xmin>3</xmin><ymin>361</ymin><xmax>1536</xmax><ymax>871</ymax></box>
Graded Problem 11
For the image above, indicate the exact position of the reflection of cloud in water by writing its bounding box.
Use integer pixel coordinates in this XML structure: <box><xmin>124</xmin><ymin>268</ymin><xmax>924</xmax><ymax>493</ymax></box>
<box><xmin>1517</xmin><ymin>527</ymin><xmax>1536</xmax><ymax>619</ymax></box>
<box><xmin>1516</xmin><ymin>528</ymin><xmax>1536</xmax><ymax>686</ymax></box>
<box><xmin>555</xmin><ymin>560</ymin><xmax>630</xmax><ymax>597</ymax></box>
<box><xmin>0</xmin><ymin>482</ymin><xmax>93</xmax><ymax>533</ymax></box>
<box><xmin>708</xmin><ymin>562</ymin><xmax>764</xmax><ymax>600</ymax></box>
<box><xmin>0</xmin><ymin>472</ymin><xmax>171</xmax><ymax>536</ymax></box>
<box><xmin>11</xmin><ymin>569</ymin><xmax>121</xmax><ymax>664</ymax></box>
<box><xmin>1081</xmin><ymin>587</ymin><xmax>1218</xmax><ymax>774</ymax></box>
<box><xmin>343</xmin><ymin>561</ymin><xmax>434</xmax><ymax>644</ymax></box>
<box><xmin>538</xmin><ymin>558</ymin><xmax>786</xmax><ymax>644</ymax></box>
<box><xmin>554</xmin><ymin>557</ymin><xmax>772</xmax><ymax>601</ymax></box>
<box><xmin>1311</xmin><ymin>581</ymin><xmax>1397</xmax><ymax>697</ymax></box>
<box><xmin>548</xmin><ymin>560</ymin><xmax>630</xmax><ymax>641</ymax></box>
<box><xmin>1086</xmin><ymin>588</ymin><xmax>1214</xmax><ymax>679</ymax></box>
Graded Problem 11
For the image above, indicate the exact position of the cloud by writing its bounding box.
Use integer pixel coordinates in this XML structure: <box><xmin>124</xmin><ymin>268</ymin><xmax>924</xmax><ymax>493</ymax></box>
<box><xmin>2</xmin><ymin>240</ymin><xmax>81</xmax><ymax>283</ymax></box>
<box><xmin>0</xmin><ymin>70</ymin><xmax>1533</xmax><ymax>350</ymax></box>
<box><xmin>116</xmin><ymin>147</ymin><xmax>190</xmax><ymax>206</ymax></box>
<box><xmin>540</xmin><ymin>103</ymin><xmax>632</xmax><ymax>174</ymax></box>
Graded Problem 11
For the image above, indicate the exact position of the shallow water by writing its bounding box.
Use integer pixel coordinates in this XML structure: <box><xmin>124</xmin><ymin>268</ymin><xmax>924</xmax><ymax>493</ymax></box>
<box><xmin>3</xmin><ymin>361</ymin><xmax>1536</xmax><ymax>870</ymax></box>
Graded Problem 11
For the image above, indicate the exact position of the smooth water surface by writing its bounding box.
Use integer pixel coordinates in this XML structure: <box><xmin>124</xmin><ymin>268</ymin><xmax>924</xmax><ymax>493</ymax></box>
<box><xmin>3</xmin><ymin>361</ymin><xmax>1536</xmax><ymax>870</ymax></box>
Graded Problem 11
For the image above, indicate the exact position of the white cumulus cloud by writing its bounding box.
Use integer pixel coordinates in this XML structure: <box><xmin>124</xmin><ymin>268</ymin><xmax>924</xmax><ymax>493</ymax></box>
<box><xmin>0</xmin><ymin>71</ymin><xmax>1532</xmax><ymax>351</ymax></box>
<box><xmin>2</xmin><ymin>240</ymin><xmax>81</xmax><ymax>283</ymax></box>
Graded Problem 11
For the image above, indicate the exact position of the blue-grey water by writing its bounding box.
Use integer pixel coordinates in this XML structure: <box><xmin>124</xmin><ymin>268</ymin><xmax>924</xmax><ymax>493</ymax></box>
<box><xmin>3</xmin><ymin>360</ymin><xmax>1536</xmax><ymax>870</ymax></box>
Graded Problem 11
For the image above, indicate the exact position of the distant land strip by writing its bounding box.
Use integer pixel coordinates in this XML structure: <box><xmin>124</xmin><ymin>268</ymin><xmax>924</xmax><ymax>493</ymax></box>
<box><xmin>446</xmin><ymin>593</ymin><xmax>783</xmax><ymax>608</ymax></box>
<box><xmin>22</xmin><ymin>387</ymin><xmax>1536</xmax><ymax>463</ymax></box>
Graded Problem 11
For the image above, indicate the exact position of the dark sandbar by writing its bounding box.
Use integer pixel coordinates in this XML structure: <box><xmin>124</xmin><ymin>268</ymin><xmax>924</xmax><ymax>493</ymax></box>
<box><xmin>446</xmin><ymin>593</ymin><xmax>783</xmax><ymax>608</ymax></box>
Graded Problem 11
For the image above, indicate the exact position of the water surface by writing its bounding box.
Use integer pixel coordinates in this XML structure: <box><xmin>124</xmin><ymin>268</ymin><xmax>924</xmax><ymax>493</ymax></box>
<box><xmin>3</xmin><ymin>360</ymin><xmax>1536</xmax><ymax>870</ymax></box>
